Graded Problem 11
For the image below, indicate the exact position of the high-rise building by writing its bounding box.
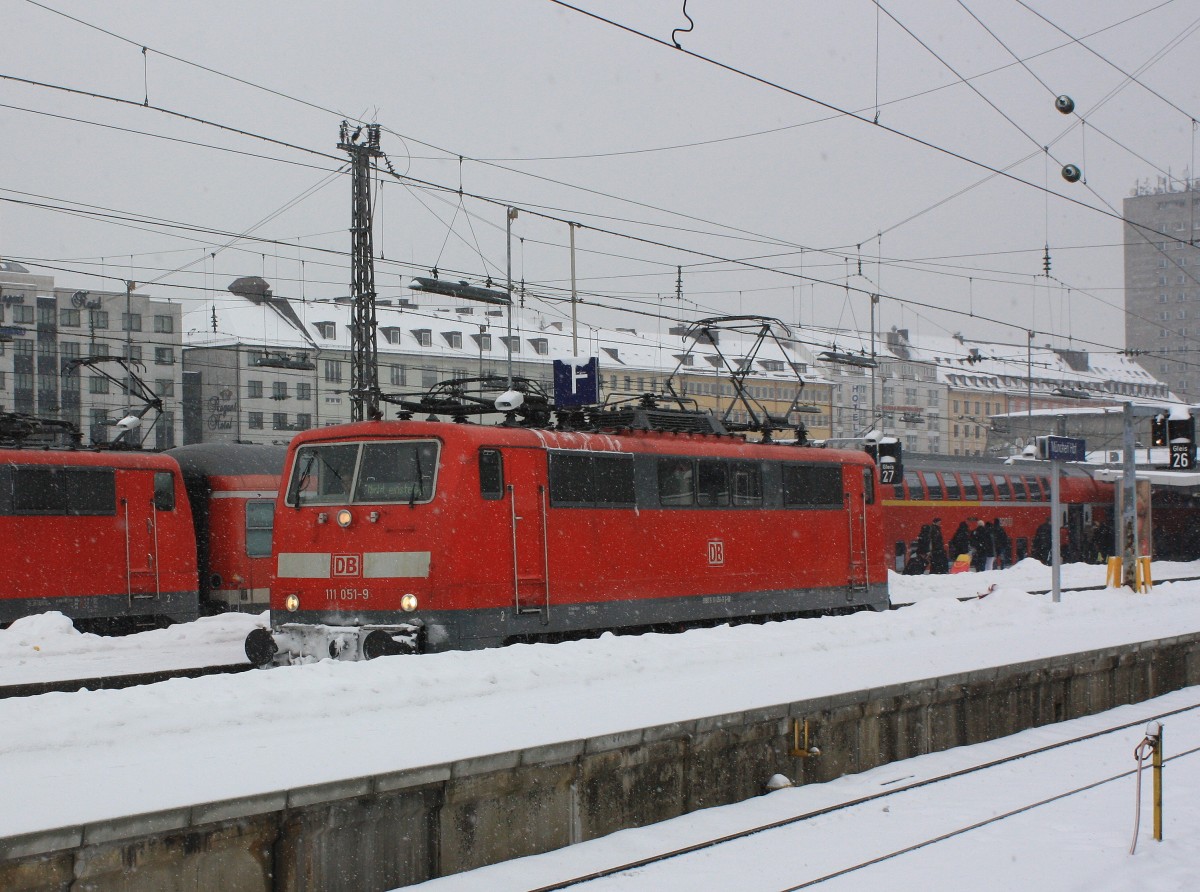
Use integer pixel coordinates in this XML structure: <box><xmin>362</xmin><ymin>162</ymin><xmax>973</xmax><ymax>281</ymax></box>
<box><xmin>1123</xmin><ymin>179</ymin><xmax>1200</xmax><ymax>401</ymax></box>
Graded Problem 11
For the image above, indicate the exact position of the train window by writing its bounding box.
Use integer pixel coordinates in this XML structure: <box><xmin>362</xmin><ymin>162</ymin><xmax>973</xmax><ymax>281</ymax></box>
<box><xmin>863</xmin><ymin>467</ymin><xmax>875</xmax><ymax>505</ymax></box>
<box><xmin>782</xmin><ymin>464</ymin><xmax>843</xmax><ymax>506</ymax></box>
<box><xmin>479</xmin><ymin>449</ymin><xmax>504</xmax><ymax>500</ymax></box>
<box><xmin>961</xmin><ymin>474</ymin><xmax>979</xmax><ymax>500</ymax></box>
<box><xmin>550</xmin><ymin>452</ymin><xmax>634</xmax><ymax>507</ymax></box>
<box><xmin>731</xmin><ymin>462</ymin><xmax>763</xmax><ymax>507</ymax></box>
<box><xmin>288</xmin><ymin>443</ymin><xmax>359</xmax><ymax>505</ymax></box>
<box><xmin>1023</xmin><ymin>475</ymin><xmax>1042</xmax><ymax>500</ymax></box>
<box><xmin>354</xmin><ymin>441</ymin><xmax>438</xmax><ymax>504</ymax></box>
<box><xmin>153</xmin><ymin>472</ymin><xmax>175</xmax><ymax>511</ymax></box>
<box><xmin>658</xmin><ymin>458</ymin><xmax>695</xmax><ymax>506</ymax></box>
<box><xmin>245</xmin><ymin>499</ymin><xmax>274</xmax><ymax>557</ymax></box>
<box><xmin>943</xmin><ymin>473</ymin><xmax>961</xmax><ymax>501</ymax></box>
<box><xmin>904</xmin><ymin>471</ymin><xmax>924</xmax><ymax>500</ymax></box>
<box><xmin>9</xmin><ymin>466</ymin><xmax>116</xmax><ymax>515</ymax></box>
<box><xmin>995</xmin><ymin>476</ymin><xmax>1012</xmax><ymax>500</ymax></box>
<box><xmin>696</xmin><ymin>460</ymin><xmax>729</xmax><ymax>507</ymax></box>
<box><xmin>594</xmin><ymin>454</ymin><xmax>635</xmax><ymax>506</ymax></box>
<box><xmin>920</xmin><ymin>471</ymin><xmax>943</xmax><ymax>500</ymax></box>
<box><xmin>979</xmin><ymin>475</ymin><xmax>995</xmax><ymax>500</ymax></box>
<box><xmin>1011</xmin><ymin>477</ymin><xmax>1028</xmax><ymax>501</ymax></box>
<box><xmin>1039</xmin><ymin>477</ymin><xmax>1051</xmax><ymax>500</ymax></box>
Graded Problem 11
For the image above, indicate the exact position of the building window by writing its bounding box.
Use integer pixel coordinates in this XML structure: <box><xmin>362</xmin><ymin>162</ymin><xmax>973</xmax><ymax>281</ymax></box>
<box><xmin>530</xmin><ymin>337</ymin><xmax>549</xmax><ymax>356</ymax></box>
<box><xmin>122</xmin><ymin>313</ymin><xmax>142</xmax><ymax>332</ymax></box>
<box><xmin>153</xmin><ymin>315</ymin><xmax>174</xmax><ymax>334</ymax></box>
<box><xmin>59</xmin><ymin>308</ymin><xmax>81</xmax><ymax>327</ymax></box>
<box><xmin>442</xmin><ymin>331</ymin><xmax>462</xmax><ymax>349</ymax></box>
<box><xmin>247</xmin><ymin>380</ymin><xmax>263</xmax><ymax>399</ymax></box>
<box><xmin>410</xmin><ymin>329</ymin><xmax>432</xmax><ymax>347</ymax></box>
<box><xmin>324</xmin><ymin>359</ymin><xmax>342</xmax><ymax>383</ymax></box>
<box><xmin>297</xmin><ymin>383</ymin><xmax>311</xmax><ymax>400</ymax></box>
<box><xmin>421</xmin><ymin>368</ymin><xmax>438</xmax><ymax>387</ymax></box>
<box><xmin>124</xmin><ymin>344</ymin><xmax>142</xmax><ymax>363</ymax></box>
<box><xmin>382</xmin><ymin>327</ymin><xmax>402</xmax><ymax>345</ymax></box>
<box><xmin>248</xmin><ymin>411</ymin><xmax>263</xmax><ymax>429</ymax></box>
<box><xmin>389</xmin><ymin>364</ymin><xmax>405</xmax><ymax>386</ymax></box>
<box><xmin>89</xmin><ymin>376</ymin><xmax>109</xmax><ymax>394</ymax></box>
<box><xmin>471</xmin><ymin>332</ymin><xmax>492</xmax><ymax>351</ymax></box>
<box><xmin>13</xmin><ymin>305</ymin><xmax>35</xmax><ymax>324</ymax></box>
<box><xmin>315</xmin><ymin>321</ymin><xmax>336</xmax><ymax>339</ymax></box>
<box><xmin>272</xmin><ymin>381</ymin><xmax>288</xmax><ymax>400</ymax></box>
<box><xmin>154</xmin><ymin>347</ymin><xmax>175</xmax><ymax>365</ymax></box>
<box><xmin>296</xmin><ymin>413</ymin><xmax>312</xmax><ymax>430</ymax></box>
<box><xmin>155</xmin><ymin>378</ymin><xmax>174</xmax><ymax>397</ymax></box>
<box><xmin>501</xmin><ymin>336</ymin><xmax>520</xmax><ymax>353</ymax></box>
<box><xmin>272</xmin><ymin>412</ymin><xmax>288</xmax><ymax>430</ymax></box>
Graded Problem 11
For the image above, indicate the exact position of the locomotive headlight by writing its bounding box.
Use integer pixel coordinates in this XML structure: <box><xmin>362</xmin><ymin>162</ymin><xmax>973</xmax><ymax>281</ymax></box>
<box><xmin>285</xmin><ymin>594</ymin><xmax>300</xmax><ymax>612</ymax></box>
<box><xmin>336</xmin><ymin>508</ymin><xmax>353</xmax><ymax>528</ymax></box>
<box><xmin>400</xmin><ymin>593</ymin><xmax>419</xmax><ymax>612</ymax></box>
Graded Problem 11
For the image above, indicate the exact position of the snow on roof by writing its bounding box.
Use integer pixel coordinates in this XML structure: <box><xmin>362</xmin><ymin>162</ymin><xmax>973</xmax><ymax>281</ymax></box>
<box><xmin>183</xmin><ymin>294</ymin><xmax>824</xmax><ymax>382</ymax></box>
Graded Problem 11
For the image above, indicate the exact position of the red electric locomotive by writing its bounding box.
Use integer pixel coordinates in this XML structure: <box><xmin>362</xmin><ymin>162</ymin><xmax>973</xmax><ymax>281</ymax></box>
<box><xmin>169</xmin><ymin>443</ymin><xmax>287</xmax><ymax>614</ymax></box>
<box><xmin>246</xmin><ymin>418</ymin><xmax>888</xmax><ymax>664</ymax></box>
<box><xmin>881</xmin><ymin>454</ymin><xmax>1114</xmax><ymax>571</ymax></box>
<box><xmin>0</xmin><ymin>446</ymin><xmax>199</xmax><ymax>629</ymax></box>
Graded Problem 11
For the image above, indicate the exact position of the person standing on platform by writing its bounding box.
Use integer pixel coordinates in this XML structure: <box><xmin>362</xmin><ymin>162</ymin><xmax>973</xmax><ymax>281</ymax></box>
<box><xmin>929</xmin><ymin>517</ymin><xmax>949</xmax><ymax>574</ymax></box>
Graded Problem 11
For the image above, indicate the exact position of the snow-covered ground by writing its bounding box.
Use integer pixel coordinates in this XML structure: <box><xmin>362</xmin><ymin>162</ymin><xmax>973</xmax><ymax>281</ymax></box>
<box><xmin>2</xmin><ymin>560</ymin><xmax>1199</xmax><ymax>889</ymax></box>
<box><xmin>413</xmin><ymin>690</ymin><xmax>1200</xmax><ymax>892</ymax></box>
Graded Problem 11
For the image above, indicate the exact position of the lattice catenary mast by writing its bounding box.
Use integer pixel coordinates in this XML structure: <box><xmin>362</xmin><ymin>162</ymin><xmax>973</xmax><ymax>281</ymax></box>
<box><xmin>339</xmin><ymin>121</ymin><xmax>382</xmax><ymax>421</ymax></box>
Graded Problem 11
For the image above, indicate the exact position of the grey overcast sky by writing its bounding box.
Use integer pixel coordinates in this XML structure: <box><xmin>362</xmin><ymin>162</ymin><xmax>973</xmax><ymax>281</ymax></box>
<box><xmin>3</xmin><ymin>0</ymin><xmax>1199</xmax><ymax>360</ymax></box>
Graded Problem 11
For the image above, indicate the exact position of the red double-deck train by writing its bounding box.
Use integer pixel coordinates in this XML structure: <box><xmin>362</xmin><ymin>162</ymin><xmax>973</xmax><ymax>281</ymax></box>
<box><xmin>880</xmin><ymin>454</ymin><xmax>1116</xmax><ymax>571</ymax></box>
<box><xmin>244</xmin><ymin>417</ymin><xmax>889</xmax><ymax>664</ymax></box>
<box><xmin>0</xmin><ymin>438</ymin><xmax>286</xmax><ymax>630</ymax></box>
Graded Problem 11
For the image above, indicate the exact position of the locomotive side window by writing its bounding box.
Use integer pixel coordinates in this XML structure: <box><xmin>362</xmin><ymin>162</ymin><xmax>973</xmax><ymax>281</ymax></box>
<box><xmin>549</xmin><ymin>452</ymin><xmax>593</xmax><ymax>504</ymax></box>
<box><xmin>658</xmin><ymin>458</ymin><xmax>695</xmax><ymax>506</ymax></box>
<box><xmin>548</xmin><ymin>452</ymin><xmax>634</xmax><ymax>507</ymax></box>
<box><xmin>245</xmin><ymin>499</ymin><xmax>275</xmax><ymax>557</ymax></box>
<box><xmin>594</xmin><ymin>454</ymin><xmax>635</xmax><ymax>506</ymax></box>
<box><xmin>781</xmin><ymin>464</ymin><xmax>843</xmax><ymax>506</ymax></box>
<box><xmin>904</xmin><ymin>471</ymin><xmax>924</xmax><ymax>500</ymax></box>
<box><xmin>479</xmin><ymin>449</ymin><xmax>504</xmax><ymax>500</ymax></box>
<box><xmin>696</xmin><ymin>460</ymin><xmax>729</xmax><ymax>507</ymax></box>
<box><xmin>153</xmin><ymin>472</ymin><xmax>175</xmax><ymax>511</ymax></box>
<box><xmin>9</xmin><ymin>466</ymin><xmax>115</xmax><ymax>515</ymax></box>
<box><xmin>961</xmin><ymin>473</ymin><xmax>979</xmax><ymax>500</ymax></box>
<box><xmin>731</xmin><ymin>462</ymin><xmax>763</xmax><ymax>507</ymax></box>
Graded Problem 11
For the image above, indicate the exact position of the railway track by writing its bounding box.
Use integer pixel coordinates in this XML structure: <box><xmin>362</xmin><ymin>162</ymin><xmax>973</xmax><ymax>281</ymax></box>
<box><xmin>521</xmin><ymin>698</ymin><xmax>1200</xmax><ymax>891</ymax></box>
<box><xmin>7</xmin><ymin>575</ymin><xmax>1199</xmax><ymax>699</ymax></box>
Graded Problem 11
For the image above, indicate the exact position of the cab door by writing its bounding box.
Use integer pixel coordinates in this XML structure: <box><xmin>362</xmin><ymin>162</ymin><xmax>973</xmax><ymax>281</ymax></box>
<box><xmin>119</xmin><ymin>469</ymin><xmax>164</xmax><ymax>602</ymax></box>
<box><xmin>502</xmin><ymin>447</ymin><xmax>549</xmax><ymax>617</ymax></box>
<box><xmin>845</xmin><ymin>466</ymin><xmax>872</xmax><ymax>592</ymax></box>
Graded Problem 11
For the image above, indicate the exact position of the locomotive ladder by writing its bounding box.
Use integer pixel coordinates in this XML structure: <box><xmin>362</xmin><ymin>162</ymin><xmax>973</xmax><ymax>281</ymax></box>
<box><xmin>509</xmin><ymin>484</ymin><xmax>550</xmax><ymax>620</ymax></box>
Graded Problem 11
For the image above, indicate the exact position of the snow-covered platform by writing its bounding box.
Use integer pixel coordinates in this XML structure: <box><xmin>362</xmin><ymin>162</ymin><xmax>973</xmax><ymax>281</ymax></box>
<box><xmin>3</xmin><ymin>565</ymin><xmax>1200</xmax><ymax>890</ymax></box>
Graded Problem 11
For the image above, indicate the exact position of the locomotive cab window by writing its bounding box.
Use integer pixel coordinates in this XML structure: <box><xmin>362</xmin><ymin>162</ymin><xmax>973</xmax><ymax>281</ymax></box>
<box><xmin>153</xmin><ymin>472</ymin><xmax>175</xmax><ymax>511</ymax></box>
<box><xmin>479</xmin><ymin>449</ymin><xmax>504</xmax><ymax>500</ymax></box>
<box><xmin>287</xmin><ymin>440</ymin><xmax>439</xmax><ymax>506</ymax></box>
<box><xmin>246</xmin><ymin>499</ymin><xmax>274</xmax><ymax>557</ymax></box>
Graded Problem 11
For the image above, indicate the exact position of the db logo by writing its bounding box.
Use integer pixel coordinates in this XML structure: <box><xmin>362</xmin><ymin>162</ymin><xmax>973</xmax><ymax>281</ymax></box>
<box><xmin>707</xmin><ymin>540</ymin><xmax>725</xmax><ymax>566</ymax></box>
<box><xmin>332</xmin><ymin>554</ymin><xmax>361</xmax><ymax>577</ymax></box>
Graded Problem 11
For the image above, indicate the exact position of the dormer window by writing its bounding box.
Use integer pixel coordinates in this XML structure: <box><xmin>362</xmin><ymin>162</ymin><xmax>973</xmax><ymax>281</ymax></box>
<box><xmin>673</xmin><ymin>353</ymin><xmax>694</xmax><ymax>366</ymax></box>
<box><xmin>471</xmin><ymin>332</ymin><xmax>492</xmax><ymax>351</ymax></box>
<box><xmin>380</xmin><ymin>327</ymin><xmax>403</xmax><ymax>345</ymax></box>
<box><xmin>314</xmin><ymin>321</ymin><xmax>336</xmax><ymax>339</ymax></box>
<box><xmin>501</xmin><ymin>336</ymin><xmax>520</xmax><ymax>353</ymax></box>
<box><xmin>602</xmin><ymin>347</ymin><xmax>623</xmax><ymax>364</ymax></box>
<box><xmin>529</xmin><ymin>337</ymin><xmax>549</xmax><ymax>356</ymax></box>
<box><xmin>411</xmin><ymin>328</ymin><xmax>432</xmax><ymax>347</ymax></box>
<box><xmin>442</xmin><ymin>331</ymin><xmax>462</xmax><ymax>349</ymax></box>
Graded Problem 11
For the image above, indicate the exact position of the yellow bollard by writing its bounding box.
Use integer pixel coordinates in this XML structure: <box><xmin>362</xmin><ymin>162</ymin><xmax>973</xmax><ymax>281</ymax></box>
<box><xmin>1136</xmin><ymin>557</ymin><xmax>1153</xmax><ymax>593</ymax></box>
<box><xmin>1106</xmin><ymin>556</ymin><xmax>1122</xmax><ymax>588</ymax></box>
